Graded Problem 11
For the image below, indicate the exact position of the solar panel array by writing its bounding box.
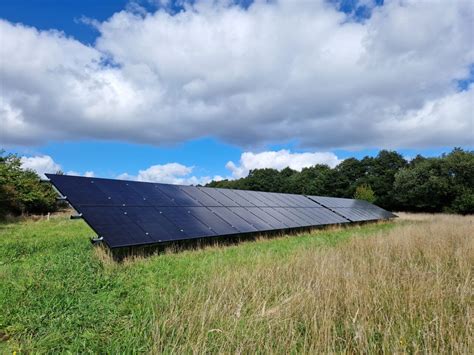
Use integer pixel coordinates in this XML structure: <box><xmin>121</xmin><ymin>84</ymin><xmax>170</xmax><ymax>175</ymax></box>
<box><xmin>307</xmin><ymin>196</ymin><xmax>397</xmax><ymax>222</ymax></box>
<box><xmin>46</xmin><ymin>174</ymin><xmax>395</xmax><ymax>249</ymax></box>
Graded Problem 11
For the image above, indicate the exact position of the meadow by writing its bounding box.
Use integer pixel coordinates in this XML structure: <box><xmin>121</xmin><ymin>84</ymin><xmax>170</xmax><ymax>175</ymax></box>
<box><xmin>0</xmin><ymin>213</ymin><xmax>472</xmax><ymax>353</ymax></box>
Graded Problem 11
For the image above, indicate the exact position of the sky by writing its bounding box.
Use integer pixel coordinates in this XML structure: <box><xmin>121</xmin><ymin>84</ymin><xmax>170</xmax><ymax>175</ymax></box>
<box><xmin>0</xmin><ymin>0</ymin><xmax>473</xmax><ymax>184</ymax></box>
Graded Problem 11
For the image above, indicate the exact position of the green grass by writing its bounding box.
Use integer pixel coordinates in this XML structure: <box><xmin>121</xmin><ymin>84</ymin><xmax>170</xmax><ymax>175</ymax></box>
<box><xmin>0</xmin><ymin>216</ymin><xmax>396</xmax><ymax>353</ymax></box>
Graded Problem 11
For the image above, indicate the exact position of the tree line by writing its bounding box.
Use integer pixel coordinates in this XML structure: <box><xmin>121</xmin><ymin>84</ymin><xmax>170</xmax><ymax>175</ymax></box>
<box><xmin>0</xmin><ymin>148</ymin><xmax>473</xmax><ymax>219</ymax></box>
<box><xmin>207</xmin><ymin>148</ymin><xmax>474</xmax><ymax>215</ymax></box>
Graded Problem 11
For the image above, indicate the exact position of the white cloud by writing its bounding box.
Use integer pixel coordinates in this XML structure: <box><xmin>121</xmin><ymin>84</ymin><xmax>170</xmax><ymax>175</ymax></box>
<box><xmin>19</xmin><ymin>155</ymin><xmax>95</xmax><ymax>178</ymax></box>
<box><xmin>20</xmin><ymin>155</ymin><xmax>61</xmax><ymax>178</ymax></box>
<box><xmin>65</xmin><ymin>170</ymin><xmax>96</xmax><ymax>177</ymax></box>
<box><xmin>226</xmin><ymin>150</ymin><xmax>342</xmax><ymax>178</ymax></box>
<box><xmin>117</xmin><ymin>162</ymin><xmax>217</xmax><ymax>185</ymax></box>
<box><xmin>115</xmin><ymin>149</ymin><xmax>342</xmax><ymax>183</ymax></box>
<box><xmin>376</xmin><ymin>88</ymin><xmax>474</xmax><ymax>147</ymax></box>
<box><xmin>1</xmin><ymin>0</ymin><xmax>473</xmax><ymax>149</ymax></box>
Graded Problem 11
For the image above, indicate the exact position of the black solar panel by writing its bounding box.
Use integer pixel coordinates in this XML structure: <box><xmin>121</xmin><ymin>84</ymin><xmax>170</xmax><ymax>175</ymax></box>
<box><xmin>46</xmin><ymin>174</ymin><xmax>394</xmax><ymax>248</ymax></box>
<box><xmin>306</xmin><ymin>196</ymin><xmax>396</xmax><ymax>222</ymax></box>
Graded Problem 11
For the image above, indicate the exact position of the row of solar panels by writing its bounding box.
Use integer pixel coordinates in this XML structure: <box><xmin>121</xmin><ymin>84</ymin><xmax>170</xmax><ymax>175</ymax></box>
<box><xmin>46</xmin><ymin>174</ymin><xmax>396</xmax><ymax>248</ymax></box>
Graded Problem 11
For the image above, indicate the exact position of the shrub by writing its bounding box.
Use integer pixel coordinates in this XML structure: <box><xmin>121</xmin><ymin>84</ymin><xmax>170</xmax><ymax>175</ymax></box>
<box><xmin>449</xmin><ymin>190</ymin><xmax>474</xmax><ymax>215</ymax></box>
<box><xmin>354</xmin><ymin>184</ymin><xmax>376</xmax><ymax>203</ymax></box>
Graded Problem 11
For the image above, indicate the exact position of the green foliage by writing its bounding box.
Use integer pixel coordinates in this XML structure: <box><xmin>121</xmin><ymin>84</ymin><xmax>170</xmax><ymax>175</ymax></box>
<box><xmin>359</xmin><ymin>150</ymin><xmax>408</xmax><ymax>209</ymax></box>
<box><xmin>450</xmin><ymin>191</ymin><xmax>474</xmax><ymax>215</ymax></box>
<box><xmin>393</xmin><ymin>159</ymin><xmax>449</xmax><ymax>212</ymax></box>
<box><xmin>246</xmin><ymin>168</ymin><xmax>282</xmax><ymax>192</ymax></box>
<box><xmin>393</xmin><ymin>148</ymin><xmax>474</xmax><ymax>214</ymax></box>
<box><xmin>332</xmin><ymin>158</ymin><xmax>366</xmax><ymax>197</ymax></box>
<box><xmin>288</xmin><ymin>165</ymin><xmax>335</xmax><ymax>195</ymax></box>
<box><xmin>208</xmin><ymin>148</ymin><xmax>474</xmax><ymax>214</ymax></box>
<box><xmin>0</xmin><ymin>151</ymin><xmax>57</xmax><ymax>218</ymax></box>
<box><xmin>354</xmin><ymin>184</ymin><xmax>376</xmax><ymax>203</ymax></box>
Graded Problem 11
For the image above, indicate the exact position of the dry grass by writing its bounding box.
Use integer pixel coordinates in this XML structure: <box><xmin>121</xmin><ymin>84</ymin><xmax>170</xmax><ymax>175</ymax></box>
<box><xmin>152</xmin><ymin>214</ymin><xmax>473</xmax><ymax>353</ymax></box>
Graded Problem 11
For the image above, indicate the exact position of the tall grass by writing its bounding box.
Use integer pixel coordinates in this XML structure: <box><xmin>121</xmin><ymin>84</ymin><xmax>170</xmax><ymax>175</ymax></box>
<box><xmin>153</xmin><ymin>214</ymin><xmax>473</xmax><ymax>353</ymax></box>
<box><xmin>0</xmin><ymin>214</ymin><xmax>472</xmax><ymax>353</ymax></box>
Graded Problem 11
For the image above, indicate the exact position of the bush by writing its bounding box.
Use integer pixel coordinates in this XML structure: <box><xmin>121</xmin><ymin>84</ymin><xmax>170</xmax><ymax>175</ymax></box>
<box><xmin>449</xmin><ymin>191</ymin><xmax>474</xmax><ymax>215</ymax></box>
<box><xmin>354</xmin><ymin>184</ymin><xmax>376</xmax><ymax>203</ymax></box>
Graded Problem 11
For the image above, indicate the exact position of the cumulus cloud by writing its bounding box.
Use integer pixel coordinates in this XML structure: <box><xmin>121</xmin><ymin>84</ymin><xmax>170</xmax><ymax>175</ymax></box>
<box><xmin>117</xmin><ymin>162</ymin><xmax>219</xmax><ymax>185</ymax></box>
<box><xmin>1</xmin><ymin>0</ymin><xmax>473</xmax><ymax>149</ymax></box>
<box><xmin>19</xmin><ymin>155</ymin><xmax>95</xmax><ymax>178</ymax></box>
<box><xmin>116</xmin><ymin>149</ymin><xmax>342</xmax><ymax>184</ymax></box>
<box><xmin>226</xmin><ymin>150</ymin><xmax>342</xmax><ymax>178</ymax></box>
<box><xmin>20</xmin><ymin>155</ymin><xmax>62</xmax><ymax>178</ymax></box>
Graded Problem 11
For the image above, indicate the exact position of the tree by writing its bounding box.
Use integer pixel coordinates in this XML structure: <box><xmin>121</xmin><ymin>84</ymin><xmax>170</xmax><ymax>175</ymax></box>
<box><xmin>246</xmin><ymin>168</ymin><xmax>282</xmax><ymax>192</ymax></box>
<box><xmin>354</xmin><ymin>184</ymin><xmax>376</xmax><ymax>203</ymax></box>
<box><xmin>288</xmin><ymin>165</ymin><xmax>334</xmax><ymax>195</ymax></box>
<box><xmin>409</xmin><ymin>154</ymin><xmax>427</xmax><ymax>167</ymax></box>
<box><xmin>0</xmin><ymin>151</ymin><xmax>58</xmax><ymax>218</ymax></box>
<box><xmin>444</xmin><ymin>148</ymin><xmax>474</xmax><ymax>195</ymax></box>
<box><xmin>393</xmin><ymin>148</ymin><xmax>474</xmax><ymax>213</ymax></box>
<box><xmin>393</xmin><ymin>159</ymin><xmax>450</xmax><ymax>212</ymax></box>
<box><xmin>333</xmin><ymin>158</ymin><xmax>366</xmax><ymax>197</ymax></box>
<box><xmin>364</xmin><ymin>150</ymin><xmax>408</xmax><ymax>210</ymax></box>
<box><xmin>279</xmin><ymin>167</ymin><xmax>298</xmax><ymax>193</ymax></box>
<box><xmin>443</xmin><ymin>148</ymin><xmax>474</xmax><ymax>214</ymax></box>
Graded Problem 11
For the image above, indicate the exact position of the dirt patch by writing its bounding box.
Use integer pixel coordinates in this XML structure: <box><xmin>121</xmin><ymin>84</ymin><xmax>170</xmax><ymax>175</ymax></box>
<box><xmin>0</xmin><ymin>331</ymin><xmax>10</xmax><ymax>342</ymax></box>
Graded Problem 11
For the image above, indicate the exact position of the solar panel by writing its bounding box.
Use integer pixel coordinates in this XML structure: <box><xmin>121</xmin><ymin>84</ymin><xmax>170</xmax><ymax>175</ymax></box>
<box><xmin>208</xmin><ymin>207</ymin><xmax>258</xmax><ymax>233</ymax></box>
<box><xmin>262</xmin><ymin>208</ymin><xmax>301</xmax><ymax>228</ymax></box>
<box><xmin>306</xmin><ymin>196</ymin><xmax>396</xmax><ymax>222</ymax></box>
<box><xmin>186</xmin><ymin>207</ymin><xmax>238</xmax><ymax>235</ymax></box>
<box><xmin>232</xmin><ymin>190</ymin><xmax>265</xmax><ymax>207</ymax></box>
<box><xmin>196</xmin><ymin>187</ymin><xmax>238</xmax><ymax>206</ymax></box>
<box><xmin>46</xmin><ymin>174</ymin><xmax>394</xmax><ymax>248</ymax></box>
<box><xmin>246</xmin><ymin>207</ymin><xmax>288</xmax><ymax>229</ymax></box>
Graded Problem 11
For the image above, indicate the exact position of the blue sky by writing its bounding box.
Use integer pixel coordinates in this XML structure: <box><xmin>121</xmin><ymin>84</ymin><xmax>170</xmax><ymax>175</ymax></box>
<box><xmin>1</xmin><ymin>0</ymin><xmax>473</xmax><ymax>183</ymax></box>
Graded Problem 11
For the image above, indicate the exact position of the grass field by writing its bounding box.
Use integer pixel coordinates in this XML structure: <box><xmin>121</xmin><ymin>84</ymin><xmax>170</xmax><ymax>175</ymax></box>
<box><xmin>0</xmin><ymin>213</ymin><xmax>472</xmax><ymax>353</ymax></box>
